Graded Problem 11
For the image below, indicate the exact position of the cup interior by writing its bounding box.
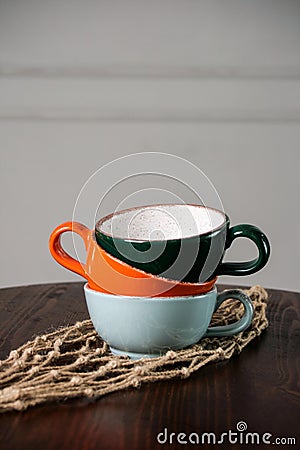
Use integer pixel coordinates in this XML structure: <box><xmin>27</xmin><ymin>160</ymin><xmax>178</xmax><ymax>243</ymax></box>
<box><xmin>97</xmin><ymin>204</ymin><xmax>225</xmax><ymax>241</ymax></box>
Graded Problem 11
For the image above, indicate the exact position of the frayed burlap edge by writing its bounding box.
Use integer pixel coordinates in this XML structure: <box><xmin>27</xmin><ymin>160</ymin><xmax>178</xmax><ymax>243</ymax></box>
<box><xmin>0</xmin><ymin>286</ymin><xmax>268</xmax><ymax>412</ymax></box>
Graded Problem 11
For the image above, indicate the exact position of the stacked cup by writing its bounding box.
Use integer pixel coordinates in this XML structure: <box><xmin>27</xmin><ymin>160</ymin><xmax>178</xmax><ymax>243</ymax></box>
<box><xmin>49</xmin><ymin>204</ymin><xmax>270</xmax><ymax>359</ymax></box>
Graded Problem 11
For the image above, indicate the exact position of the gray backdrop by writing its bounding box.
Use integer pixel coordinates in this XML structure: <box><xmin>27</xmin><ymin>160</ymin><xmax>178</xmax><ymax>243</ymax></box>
<box><xmin>0</xmin><ymin>0</ymin><xmax>299</xmax><ymax>291</ymax></box>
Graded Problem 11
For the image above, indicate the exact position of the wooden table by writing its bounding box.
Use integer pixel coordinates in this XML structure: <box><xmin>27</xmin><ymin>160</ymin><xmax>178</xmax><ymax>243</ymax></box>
<box><xmin>0</xmin><ymin>283</ymin><xmax>299</xmax><ymax>449</ymax></box>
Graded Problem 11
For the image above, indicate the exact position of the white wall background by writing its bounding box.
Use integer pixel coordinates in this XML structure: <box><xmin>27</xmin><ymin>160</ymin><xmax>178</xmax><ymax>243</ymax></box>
<box><xmin>0</xmin><ymin>0</ymin><xmax>299</xmax><ymax>291</ymax></box>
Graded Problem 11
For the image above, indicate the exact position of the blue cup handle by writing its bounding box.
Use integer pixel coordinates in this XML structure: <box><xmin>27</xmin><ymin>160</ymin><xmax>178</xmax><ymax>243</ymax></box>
<box><xmin>204</xmin><ymin>289</ymin><xmax>254</xmax><ymax>337</ymax></box>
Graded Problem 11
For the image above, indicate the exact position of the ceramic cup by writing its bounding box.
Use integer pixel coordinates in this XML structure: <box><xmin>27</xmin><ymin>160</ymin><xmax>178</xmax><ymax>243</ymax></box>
<box><xmin>84</xmin><ymin>284</ymin><xmax>254</xmax><ymax>359</ymax></box>
<box><xmin>95</xmin><ymin>204</ymin><xmax>270</xmax><ymax>282</ymax></box>
<box><xmin>49</xmin><ymin>222</ymin><xmax>217</xmax><ymax>297</ymax></box>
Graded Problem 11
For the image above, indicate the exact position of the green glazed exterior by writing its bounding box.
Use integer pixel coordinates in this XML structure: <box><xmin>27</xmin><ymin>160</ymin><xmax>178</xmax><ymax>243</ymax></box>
<box><xmin>96</xmin><ymin>222</ymin><xmax>225</xmax><ymax>282</ymax></box>
<box><xmin>95</xmin><ymin>208</ymin><xmax>270</xmax><ymax>283</ymax></box>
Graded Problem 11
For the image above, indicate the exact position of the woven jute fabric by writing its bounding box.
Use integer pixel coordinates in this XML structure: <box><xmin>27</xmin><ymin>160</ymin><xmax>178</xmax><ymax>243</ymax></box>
<box><xmin>0</xmin><ymin>286</ymin><xmax>268</xmax><ymax>412</ymax></box>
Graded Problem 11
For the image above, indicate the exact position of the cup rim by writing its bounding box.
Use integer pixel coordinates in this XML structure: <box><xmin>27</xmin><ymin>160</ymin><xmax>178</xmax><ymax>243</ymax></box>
<box><xmin>84</xmin><ymin>282</ymin><xmax>217</xmax><ymax>301</ymax></box>
<box><xmin>95</xmin><ymin>204</ymin><xmax>228</xmax><ymax>242</ymax></box>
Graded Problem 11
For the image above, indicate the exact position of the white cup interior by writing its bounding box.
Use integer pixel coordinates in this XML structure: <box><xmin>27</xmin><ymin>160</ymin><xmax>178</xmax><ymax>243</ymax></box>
<box><xmin>98</xmin><ymin>204</ymin><xmax>225</xmax><ymax>241</ymax></box>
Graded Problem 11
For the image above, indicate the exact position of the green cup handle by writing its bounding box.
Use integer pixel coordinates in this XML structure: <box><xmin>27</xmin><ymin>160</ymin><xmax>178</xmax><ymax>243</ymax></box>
<box><xmin>217</xmin><ymin>224</ymin><xmax>270</xmax><ymax>276</ymax></box>
<box><xmin>205</xmin><ymin>289</ymin><xmax>254</xmax><ymax>337</ymax></box>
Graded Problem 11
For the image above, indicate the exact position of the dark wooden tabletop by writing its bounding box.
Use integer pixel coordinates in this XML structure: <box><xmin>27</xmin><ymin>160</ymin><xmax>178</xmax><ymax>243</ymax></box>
<box><xmin>0</xmin><ymin>282</ymin><xmax>299</xmax><ymax>450</ymax></box>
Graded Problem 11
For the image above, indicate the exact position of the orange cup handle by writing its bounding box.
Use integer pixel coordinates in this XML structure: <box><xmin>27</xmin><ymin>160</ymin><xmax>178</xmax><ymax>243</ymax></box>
<box><xmin>49</xmin><ymin>221</ymin><xmax>90</xmax><ymax>279</ymax></box>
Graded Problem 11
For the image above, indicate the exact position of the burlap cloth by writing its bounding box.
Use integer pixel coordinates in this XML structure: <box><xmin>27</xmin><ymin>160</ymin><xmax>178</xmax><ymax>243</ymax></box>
<box><xmin>0</xmin><ymin>286</ymin><xmax>268</xmax><ymax>412</ymax></box>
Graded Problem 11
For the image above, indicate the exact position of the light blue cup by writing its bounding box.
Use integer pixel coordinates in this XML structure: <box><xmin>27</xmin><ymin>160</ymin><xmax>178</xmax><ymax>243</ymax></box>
<box><xmin>84</xmin><ymin>284</ymin><xmax>254</xmax><ymax>359</ymax></box>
